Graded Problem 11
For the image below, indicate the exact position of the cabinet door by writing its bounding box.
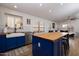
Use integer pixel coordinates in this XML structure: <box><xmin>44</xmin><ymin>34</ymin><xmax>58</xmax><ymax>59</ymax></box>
<box><xmin>6</xmin><ymin>38</ymin><xmax>17</xmax><ymax>50</ymax></box>
<box><xmin>0</xmin><ymin>35</ymin><xmax>6</xmax><ymax>52</ymax></box>
<box><xmin>54</xmin><ymin>39</ymin><xmax>64</xmax><ymax>56</ymax></box>
<box><xmin>16</xmin><ymin>36</ymin><xmax>25</xmax><ymax>47</ymax></box>
<box><xmin>32</xmin><ymin>36</ymin><xmax>39</xmax><ymax>56</ymax></box>
<box><xmin>38</xmin><ymin>38</ymin><xmax>54</xmax><ymax>56</ymax></box>
<box><xmin>32</xmin><ymin>36</ymin><xmax>54</xmax><ymax>56</ymax></box>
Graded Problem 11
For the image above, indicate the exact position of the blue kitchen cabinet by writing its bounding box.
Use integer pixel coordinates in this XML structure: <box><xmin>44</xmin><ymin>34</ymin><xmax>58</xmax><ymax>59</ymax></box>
<box><xmin>0</xmin><ymin>34</ymin><xmax>26</xmax><ymax>52</ymax></box>
<box><xmin>53</xmin><ymin>39</ymin><xmax>64</xmax><ymax>56</ymax></box>
<box><xmin>32</xmin><ymin>36</ymin><xmax>39</xmax><ymax>56</ymax></box>
<box><xmin>32</xmin><ymin>36</ymin><xmax>65</xmax><ymax>56</ymax></box>
<box><xmin>16</xmin><ymin>36</ymin><xmax>25</xmax><ymax>47</ymax></box>
<box><xmin>6</xmin><ymin>36</ymin><xmax>25</xmax><ymax>50</ymax></box>
<box><xmin>6</xmin><ymin>37</ymin><xmax>17</xmax><ymax>50</ymax></box>
<box><xmin>38</xmin><ymin>38</ymin><xmax>54</xmax><ymax>56</ymax></box>
<box><xmin>0</xmin><ymin>35</ymin><xmax>6</xmax><ymax>52</ymax></box>
<box><xmin>32</xmin><ymin>36</ymin><xmax>54</xmax><ymax>56</ymax></box>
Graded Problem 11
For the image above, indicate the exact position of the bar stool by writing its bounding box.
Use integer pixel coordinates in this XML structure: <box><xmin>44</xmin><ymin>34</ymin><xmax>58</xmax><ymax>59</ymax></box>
<box><xmin>62</xmin><ymin>36</ymin><xmax>69</xmax><ymax>55</ymax></box>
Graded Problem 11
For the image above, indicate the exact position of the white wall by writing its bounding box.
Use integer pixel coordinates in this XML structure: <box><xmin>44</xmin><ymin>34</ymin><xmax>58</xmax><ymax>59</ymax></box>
<box><xmin>57</xmin><ymin>18</ymin><xmax>79</xmax><ymax>33</ymax></box>
<box><xmin>0</xmin><ymin>6</ymin><xmax>54</xmax><ymax>33</ymax></box>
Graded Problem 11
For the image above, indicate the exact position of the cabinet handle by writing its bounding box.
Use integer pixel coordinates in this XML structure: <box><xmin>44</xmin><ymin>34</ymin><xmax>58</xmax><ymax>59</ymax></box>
<box><xmin>38</xmin><ymin>42</ymin><xmax>40</xmax><ymax>47</ymax></box>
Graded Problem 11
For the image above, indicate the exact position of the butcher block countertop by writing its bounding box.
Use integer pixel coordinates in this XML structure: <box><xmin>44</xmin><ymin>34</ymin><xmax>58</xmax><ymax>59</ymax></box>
<box><xmin>33</xmin><ymin>32</ymin><xmax>68</xmax><ymax>41</ymax></box>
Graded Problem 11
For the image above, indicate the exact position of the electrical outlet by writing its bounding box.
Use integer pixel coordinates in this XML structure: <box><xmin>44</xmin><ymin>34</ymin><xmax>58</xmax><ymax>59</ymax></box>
<box><xmin>38</xmin><ymin>42</ymin><xmax>40</xmax><ymax>47</ymax></box>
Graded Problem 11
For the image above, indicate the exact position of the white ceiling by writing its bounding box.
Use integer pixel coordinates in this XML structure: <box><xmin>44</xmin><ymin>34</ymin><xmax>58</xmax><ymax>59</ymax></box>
<box><xmin>0</xmin><ymin>3</ymin><xmax>79</xmax><ymax>22</ymax></box>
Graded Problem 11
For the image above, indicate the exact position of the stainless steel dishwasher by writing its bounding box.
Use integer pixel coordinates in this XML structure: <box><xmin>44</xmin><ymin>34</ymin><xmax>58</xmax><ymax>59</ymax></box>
<box><xmin>25</xmin><ymin>32</ymin><xmax>32</xmax><ymax>45</ymax></box>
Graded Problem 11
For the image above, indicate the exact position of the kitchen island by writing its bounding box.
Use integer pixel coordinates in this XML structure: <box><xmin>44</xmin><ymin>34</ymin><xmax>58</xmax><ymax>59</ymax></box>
<box><xmin>32</xmin><ymin>32</ymin><xmax>69</xmax><ymax>56</ymax></box>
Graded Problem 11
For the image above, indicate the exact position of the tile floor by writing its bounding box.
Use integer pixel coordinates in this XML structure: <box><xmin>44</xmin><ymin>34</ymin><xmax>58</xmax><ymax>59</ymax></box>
<box><xmin>0</xmin><ymin>44</ymin><xmax>32</xmax><ymax>56</ymax></box>
<box><xmin>69</xmin><ymin>37</ymin><xmax>79</xmax><ymax>56</ymax></box>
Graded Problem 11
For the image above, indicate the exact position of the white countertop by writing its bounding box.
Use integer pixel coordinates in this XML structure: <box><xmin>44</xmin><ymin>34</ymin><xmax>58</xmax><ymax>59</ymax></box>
<box><xmin>6</xmin><ymin>33</ymin><xmax>25</xmax><ymax>38</ymax></box>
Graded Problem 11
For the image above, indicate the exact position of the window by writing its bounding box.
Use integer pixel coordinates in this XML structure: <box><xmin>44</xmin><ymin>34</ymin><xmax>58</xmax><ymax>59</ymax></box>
<box><xmin>6</xmin><ymin>14</ymin><xmax>22</xmax><ymax>29</ymax></box>
<box><xmin>6</xmin><ymin>15</ymin><xmax>15</xmax><ymax>28</ymax></box>
<box><xmin>27</xmin><ymin>19</ymin><xmax>31</xmax><ymax>24</ymax></box>
<box><xmin>33</xmin><ymin>21</ymin><xmax>44</xmax><ymax>32</ymax></box>
<box><xmin>15</xmin><ymin>16</ymin><xmax>22</xmax><ymax>29</ymax></box>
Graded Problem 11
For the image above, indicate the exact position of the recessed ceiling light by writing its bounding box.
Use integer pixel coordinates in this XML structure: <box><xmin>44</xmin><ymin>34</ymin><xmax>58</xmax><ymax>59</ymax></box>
<box><xmin>14</xmin><ymin>5</ymin><xmax>17</xmax><ymax>8</ymax></box>
<box><xmin>49</xmin><ymin>10</ymin><xmax>52</xmax><ymax>13</ymax></box>
<box><xmin>40</xmin><ymin>3</ymin><xmax>43</xmax><ymax>7</ymax></box>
